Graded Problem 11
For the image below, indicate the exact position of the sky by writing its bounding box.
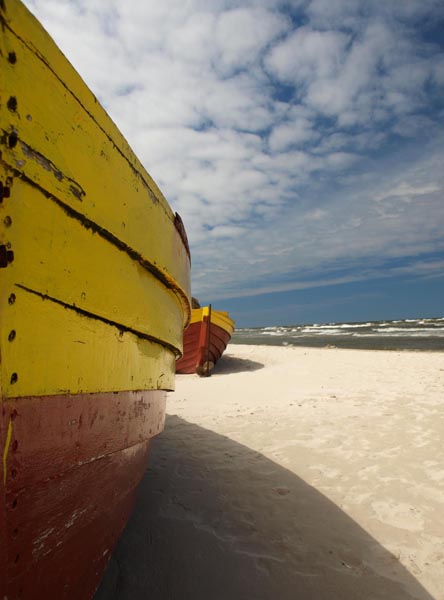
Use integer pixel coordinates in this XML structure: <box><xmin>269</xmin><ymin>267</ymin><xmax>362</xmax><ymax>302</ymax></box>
<box><xmin>23</xmin><ymin>0</ymin><xmax>444</xmax><ymax>327</ymax></box>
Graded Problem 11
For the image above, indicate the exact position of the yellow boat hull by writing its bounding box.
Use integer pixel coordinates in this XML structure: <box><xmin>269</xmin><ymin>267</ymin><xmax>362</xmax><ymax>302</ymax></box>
<box><xmin>0</xmin><ymin>0</ymin><xmax>191</xmax><ymax>396</ymax></box>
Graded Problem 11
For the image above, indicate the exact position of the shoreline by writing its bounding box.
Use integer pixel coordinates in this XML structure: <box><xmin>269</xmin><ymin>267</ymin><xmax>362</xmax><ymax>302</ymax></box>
<box><xmin>231</xmin><ymin>340</ymin><xmax>444</xmax><ymax>352</ymax></box>
<box><xmin>97</xmin><ymin>344</ymin><xmax>444</xmax><ymax>600</ymax></box>
<box><xmin>231</xmin><ymin>316</ymin><xmax>444</xmax><ymax>353</ymax></box>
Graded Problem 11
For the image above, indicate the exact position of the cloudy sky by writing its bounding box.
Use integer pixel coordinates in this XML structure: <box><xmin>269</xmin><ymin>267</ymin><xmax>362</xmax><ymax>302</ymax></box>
<box><xmin>23</xmin><ymin>0</ymin><xmax>444</xmax><ymax>326</ymax></box>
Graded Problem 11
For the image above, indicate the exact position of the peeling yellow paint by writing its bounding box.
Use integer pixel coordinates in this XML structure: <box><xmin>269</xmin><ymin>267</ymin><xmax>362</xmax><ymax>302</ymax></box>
<box><xmin>2</xmin><ymin>419</ymin><xmax>13</xmax><ymax>485</ymax></box>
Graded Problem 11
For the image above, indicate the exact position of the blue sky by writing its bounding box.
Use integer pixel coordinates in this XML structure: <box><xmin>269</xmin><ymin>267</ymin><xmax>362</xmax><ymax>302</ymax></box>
<box><xmin>24</xmin><ymin>0</ymin><xmax>444</xmax><ymax>327</ymax></box>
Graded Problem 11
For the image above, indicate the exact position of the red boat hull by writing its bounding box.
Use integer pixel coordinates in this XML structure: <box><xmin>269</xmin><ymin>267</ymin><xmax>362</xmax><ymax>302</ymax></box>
<box><xmin>176</xmin><ymin>319</ymin><xmax>232</xmax><ymax>375</ymax></box>
<box><xmin>1</xmin><ymin>390</ymin><xmax>165</xmax><ymax>599</ymax></box>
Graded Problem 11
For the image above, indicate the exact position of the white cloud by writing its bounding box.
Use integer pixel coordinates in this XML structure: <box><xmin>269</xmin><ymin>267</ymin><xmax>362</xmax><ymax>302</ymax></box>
<box><xmin>266</xmin><ymin>27</ymin><xmax>348</xmax><ymax>85</ymax></box>
<box><xmin>215</xmin><ymin>7</ymin><xmax>289</xmax><ymax>74</ymax></box>
<box><xmin>268</xmin><ymin>116</ymin><xmax>318</xmax><ymax>151</ymax></box>
<box><xmin>375</xmin><ymin>182</ymin><xmax>441</xmax><ymax>202</ymax></box>
<box><xmin>305</xmin><ymin>22</ymin><xmax>400</xmax><ymax>120</ymax></box>
<box><xmin>22</xmin><ymin>0</ymin><xmax>444</xmax><ymax>306</ymax></box>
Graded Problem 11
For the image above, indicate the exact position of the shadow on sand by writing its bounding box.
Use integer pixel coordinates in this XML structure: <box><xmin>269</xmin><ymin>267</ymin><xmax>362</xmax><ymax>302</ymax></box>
<box><xmin>211</xmin><ymin>354</ymin><xmax>264</xmax><ymax>375</ymax></box>
<box><xmin>96</xmin><ymin>416</ymin><xmax>432</xmax><ymax>600</ymax></box>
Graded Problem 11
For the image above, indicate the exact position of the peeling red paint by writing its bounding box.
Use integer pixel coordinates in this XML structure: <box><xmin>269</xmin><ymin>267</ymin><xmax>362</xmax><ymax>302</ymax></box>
<box><xmin>0</xmin><ymin>389</ymin><xmax>166</xmax><ymax>599</ymax></box>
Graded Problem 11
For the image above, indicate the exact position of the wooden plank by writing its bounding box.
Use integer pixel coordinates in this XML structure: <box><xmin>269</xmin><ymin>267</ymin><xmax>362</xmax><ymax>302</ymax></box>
<box><xmin>0</xmin><ymin>287</ymin><xmax>176</xmax><ymax>398</ymax></box>
<box><xmin>0</xmin><ymin>176</ymin><xmax>184</xmax><ymax>350</ymax></box>
<box><xmin>2</xmin><ymin>390</ymin><xmax>166</xmax><ymax>492</ymax></box>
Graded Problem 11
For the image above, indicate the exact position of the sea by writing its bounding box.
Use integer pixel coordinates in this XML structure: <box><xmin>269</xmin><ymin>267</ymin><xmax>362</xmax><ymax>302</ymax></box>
<box><xmin>231</xmin><ymin>317</ymin><xmax>444</xmax><ymax>352</ymax></box>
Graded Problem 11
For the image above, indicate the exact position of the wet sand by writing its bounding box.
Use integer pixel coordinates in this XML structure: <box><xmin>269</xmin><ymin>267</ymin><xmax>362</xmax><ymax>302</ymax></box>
<box><xmin>96</xmin><ymin>345</ymin><xmax>444</xmax><ymax>599</ymax></box>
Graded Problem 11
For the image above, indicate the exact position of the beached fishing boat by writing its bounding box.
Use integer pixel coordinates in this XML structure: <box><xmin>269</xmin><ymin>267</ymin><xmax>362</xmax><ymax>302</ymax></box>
<box><xmin>0</xmin><ymin>1</ymin><xmax>191</xmax><ymax>598</ymax></box>
<box><xmin>176</xmin><ymin>306</ymin><xmax>235</xmax><ymax>375</ymax></box>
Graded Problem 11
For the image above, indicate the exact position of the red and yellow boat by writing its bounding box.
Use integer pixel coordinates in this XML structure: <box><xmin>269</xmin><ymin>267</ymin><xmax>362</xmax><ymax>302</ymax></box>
<box><xmin>176</xmin><ymin>305</ymin><xmax>235</xmax><ymax>375</ymax></box>
<box><xmin>0</xmin><ymin>1</ymin><xmax>191</xmax><ymax>598</ymax></box>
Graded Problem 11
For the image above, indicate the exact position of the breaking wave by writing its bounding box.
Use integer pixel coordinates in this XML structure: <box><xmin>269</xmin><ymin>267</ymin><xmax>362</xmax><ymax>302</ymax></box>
<box><xmin>232</xmin><ymin>317</ymin><xmax>444</xmax><ymax>351</ymax></box>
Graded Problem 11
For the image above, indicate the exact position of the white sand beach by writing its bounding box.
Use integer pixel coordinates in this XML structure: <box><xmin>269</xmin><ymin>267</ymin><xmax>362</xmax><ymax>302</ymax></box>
<box><xmin>97</xmin><ymin>344</ymin><xmax>444</xmax><ymax>600</ymax></box>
